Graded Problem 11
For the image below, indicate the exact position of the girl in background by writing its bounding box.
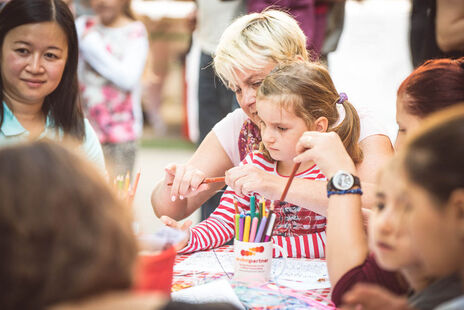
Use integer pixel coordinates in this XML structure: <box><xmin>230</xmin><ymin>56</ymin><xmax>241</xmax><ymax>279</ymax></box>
<box><xmin>162</xmin><ymin>61</ymin><xmax>363</xmax><ymax>258</ymax></box>
<box><xmin>0</xmin><ymin>0</ymin><xmax>105</xmax><ymax>171</ymax></box>
<box><xmin>77</xmin><ymin>0</ymin><xmax>148</xmax><ymax>179</ymax></box>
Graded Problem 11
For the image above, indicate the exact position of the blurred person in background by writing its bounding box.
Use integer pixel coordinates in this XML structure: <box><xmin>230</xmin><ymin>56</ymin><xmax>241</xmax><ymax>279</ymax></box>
<box><xmin>195</xmin><ymin>0</ymin><xmax>244</xmax><ymax>221</ymax></box>
<box><xmin>77</xmin><ymin>0</ymin><xmax>148</xmax><ymax>179</ymax></box>
<box><xmin>410</xmin><ymin>0</ymin><xmax>464</xmax><ymax>68</ymax></box>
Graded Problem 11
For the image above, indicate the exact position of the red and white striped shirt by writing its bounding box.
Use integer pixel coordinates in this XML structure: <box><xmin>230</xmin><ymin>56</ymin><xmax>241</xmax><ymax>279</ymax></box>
<box><xmin>179</xmin><ymin>152</ymin><xmax>327</xmax><ymax>258</ymax></box>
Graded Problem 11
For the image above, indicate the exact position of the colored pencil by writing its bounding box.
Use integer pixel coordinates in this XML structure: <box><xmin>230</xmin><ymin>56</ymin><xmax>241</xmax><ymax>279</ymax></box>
<box><xmin>235</xmin><ymin>214</ymin><xmax>240</xmax><ymax>240</ymax></box>
<box><xmin>167</xmin><ymin>176</ymin><xmax>225</xmax><ymax>186</ymax></box>
<box><xmin>254</xmin><ymin>216</ymin><xmax>267</xmax><ymax>243</ymax></box>
<box><xmin>249</xmin><ymin>217</ymin><xmax>259</xmax><ymax>242</ymax></box>
<box><xmin>250</xmin><ymin>195</ymin><xmax>256</xmax><ymax>218</ymax></box>
<box><xmin>264</xmin><ymin>213</ymin><xmax>277</xmax><ymax>242</ymax></box>
<box><xmin>280</xmin><ymin>163</ymin><xmax>301</xmax><ymax>202</ymax></box>
<box><xmin>239</xmin><ymin>215</ymin><xmax>245</xmax><ymax>241</ymax></box>
<box><xmin>243</xmin><ymin>215</ymin><xmax>251</xmax><ymax>242</ymax></box>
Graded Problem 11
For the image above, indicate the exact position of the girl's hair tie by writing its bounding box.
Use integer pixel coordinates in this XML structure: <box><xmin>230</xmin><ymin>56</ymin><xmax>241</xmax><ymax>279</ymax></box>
<box><xmin>337</xmin><ymin>92</ymin><xmax>348</xmax><ymax>105</ymax></box>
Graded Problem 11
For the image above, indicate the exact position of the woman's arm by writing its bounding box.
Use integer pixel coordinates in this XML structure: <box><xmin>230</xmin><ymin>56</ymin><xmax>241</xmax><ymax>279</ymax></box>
<box><xmin>436</xmin><ymin>0</ymin><xmax>464</xmax><ymax>53</ymax></box>
<box><xmin>224</xmin><ymin>134</ymin><xmax>390</xmax><ymax>216</ymax></box>
<box><xmin>294</xmin><ymin>132</ymin><xmax>369</xmax><ymax>286</ymax></box>
<box><xmin>151</xmin><ymin>131</ymin><xmax>234</xmax><ymax>220</ymax></box>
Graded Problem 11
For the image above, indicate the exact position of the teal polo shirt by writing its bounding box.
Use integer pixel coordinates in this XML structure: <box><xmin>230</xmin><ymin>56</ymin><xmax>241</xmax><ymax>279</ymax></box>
<box><xmin>0</xmin><ymin>102</ymin><xmax>106</xmax><ymax>172</ymax></box>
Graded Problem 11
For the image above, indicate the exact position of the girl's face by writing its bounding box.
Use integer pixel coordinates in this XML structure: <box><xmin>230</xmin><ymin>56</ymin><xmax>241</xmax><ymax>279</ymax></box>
<box><xmin>90</xmin><ymin>0</ymin><xmax>128</xmax><ymax>26</ymax></box>
<box><xmin>257</xmin><ymin>97</ymin><xmax>310</xmax><ymax>164</ymax></box>
<box><xmin>1</xmin><ymin>22</ymin><xmax>68</xmax><ymax>107</ymax></box>
<box><xmin>404</xmin><ymin>172</ymin><xmax>463</xmax><ymax>277</ymax></box>
<box><xmin>395</xmin><ymin>94</ymin><xmax>421</xmax><ymax>150</ymax></box>
<box><xmin>369</xmin><ymin>166</ymin><xmax>421</xmax><ymax>271</ymax></box>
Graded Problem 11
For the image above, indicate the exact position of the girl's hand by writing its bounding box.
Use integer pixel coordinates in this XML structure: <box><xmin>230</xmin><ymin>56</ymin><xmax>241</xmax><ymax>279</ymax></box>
<box><xmin>294</xmin><ymin>131</ymin><xmax>356</xmax><ymax>178</ymax></box>
<box><xmin>225</xmin><ymin>164</ymin><xmax>283</xmax><ymax>200</ymax></box>
<box><xmin>164</xmin><ymin>163</ymin><xmax>210</xmax><ymax>201</ymax></box>
<box><xmin>160</xmin><ymin>216</ymin><xmax>192</xmax><ymax>251</ymax></box>
<box><xmin>341</xmin><ymin>283</ymin><xmax>411</xmax><ymax>310</ymax></box>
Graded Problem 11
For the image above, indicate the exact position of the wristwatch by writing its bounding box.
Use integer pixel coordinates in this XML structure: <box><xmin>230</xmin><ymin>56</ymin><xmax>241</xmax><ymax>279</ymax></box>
<box><xmin>327</xmin><ymin>170</ymin><xmax>362</xmax><ymax>197</ymax></box>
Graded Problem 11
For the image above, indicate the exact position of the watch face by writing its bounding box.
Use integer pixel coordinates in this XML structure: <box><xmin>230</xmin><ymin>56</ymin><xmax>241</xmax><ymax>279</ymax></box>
<box><xmin>334</xmin><ymin>172</ymin><xmax>354</xmax><ymax>190</ymax></box>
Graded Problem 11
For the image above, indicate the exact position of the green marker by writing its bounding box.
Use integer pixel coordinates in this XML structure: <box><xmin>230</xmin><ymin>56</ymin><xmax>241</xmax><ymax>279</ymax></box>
<box><xmin>250</xmin><ymin>195</ymin><xmax>256</xmax><ymax>218</ymax></box>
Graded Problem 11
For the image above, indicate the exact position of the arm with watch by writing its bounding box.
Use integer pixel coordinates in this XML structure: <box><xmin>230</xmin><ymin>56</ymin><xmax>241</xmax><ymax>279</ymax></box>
<box><xmin>294</xmin><ymin>131</ymin><xmax>370</xmax><ymax>287</ymax></box>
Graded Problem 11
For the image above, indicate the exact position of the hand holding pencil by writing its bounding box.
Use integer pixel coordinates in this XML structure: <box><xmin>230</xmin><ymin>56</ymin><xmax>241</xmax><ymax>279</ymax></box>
<box><xmin>163</xmin><ymin>163</ymin><xmax>225</xmax><ymax>201</ymax></box>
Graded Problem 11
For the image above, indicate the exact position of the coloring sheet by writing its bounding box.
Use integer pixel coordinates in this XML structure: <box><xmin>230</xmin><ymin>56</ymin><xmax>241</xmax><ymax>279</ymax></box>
<box><xmin>174</xmin><ymin>251</ymin><xmax>331</xmax><ymax>290</ymax></box>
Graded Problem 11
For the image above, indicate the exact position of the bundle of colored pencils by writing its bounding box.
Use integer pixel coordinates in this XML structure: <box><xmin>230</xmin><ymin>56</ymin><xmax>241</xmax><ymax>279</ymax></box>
<box><xmin>234</xmin><ymin>196</ymin><xmax>277</xmax><ymax>243</ymax></box>
<box><xmin>113</xmin><ymin>171</ymin><xmax>141</xmax><ymax>203</ymax></box>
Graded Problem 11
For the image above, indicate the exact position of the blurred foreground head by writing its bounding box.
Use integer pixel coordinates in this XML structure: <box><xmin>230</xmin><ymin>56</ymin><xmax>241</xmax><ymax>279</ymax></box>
<box><xmin>0</xmin><ymin>140</ymin><xmax>137</xmax><ymax>310</ymax></box>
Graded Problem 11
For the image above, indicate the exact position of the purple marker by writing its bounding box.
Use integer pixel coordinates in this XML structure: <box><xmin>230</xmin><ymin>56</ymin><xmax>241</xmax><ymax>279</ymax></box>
<box><xmin>264</xmin><ymin>213</ymin><xmax>277</xmax><ymax>242</ymax></box>
<box><xmin>239</xmin><ymin>215</ymin><xmax>245</xmax><ymax>241</ymax></box>
<box><xmin>254</xmin><ymin>216</ymin><xmax>267</xmax><ymax>243</ymax></box>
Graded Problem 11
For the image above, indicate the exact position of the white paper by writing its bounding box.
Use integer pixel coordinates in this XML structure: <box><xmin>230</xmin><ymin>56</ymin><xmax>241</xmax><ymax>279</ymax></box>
<box><xmin>174</xmin><ymin>251</ymin><xmax>234</xmax><ymax>273</ymax></box>
<box><xmin>175</xmin><ymin>252</ymin><xmax>331</xmax><ymax>290</ymax></box>
<box><xmin>171</xmin><ymin>278</ymin><xmax>245</xmax><ymax>309</ymax></box>
<box><xmin>274</xmin><ymin>258</ymin><xmax>331</xmax><ymax>289</ymax></box>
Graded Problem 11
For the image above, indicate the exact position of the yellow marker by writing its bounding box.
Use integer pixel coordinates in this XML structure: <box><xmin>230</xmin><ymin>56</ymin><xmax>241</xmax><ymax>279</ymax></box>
<box><xmin>262</xmin><ymin>199</ymin><xmax>266</xmax><ymax>218</ymax></box>
<box><xmin>243</xmin><ymin>215</ymin><xmax>251</xmax><ymax>242</ymax></box>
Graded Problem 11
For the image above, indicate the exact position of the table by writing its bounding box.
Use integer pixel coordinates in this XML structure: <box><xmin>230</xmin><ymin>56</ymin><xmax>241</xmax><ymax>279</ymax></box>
<box><xmin>171</xmin><ymin>246</ymin><xmax>336</xmax><ymax>309</ymax></box>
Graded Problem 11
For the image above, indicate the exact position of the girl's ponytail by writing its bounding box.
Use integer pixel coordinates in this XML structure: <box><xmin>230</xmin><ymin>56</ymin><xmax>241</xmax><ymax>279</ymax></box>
<box><xmin>330</xmin><ymin>94</ymin><xmax>363</xmax><ymax>164</ymax></box>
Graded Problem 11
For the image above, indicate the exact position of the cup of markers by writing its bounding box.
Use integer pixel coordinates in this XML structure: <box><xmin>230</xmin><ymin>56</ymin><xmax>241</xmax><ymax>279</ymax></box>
<box><xmin>233</xmin><ymin>196</ymin><xmax>286</xmax><ymax>284</ymax></box>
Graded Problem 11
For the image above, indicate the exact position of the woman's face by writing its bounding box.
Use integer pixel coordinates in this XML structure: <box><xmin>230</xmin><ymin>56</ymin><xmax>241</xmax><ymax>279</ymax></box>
<box><xmin>1</xmin><ymin>22</ymin><xmax>68</xmax><ymax>107</ymax></box>
<box><xmin>395</xmin><ymin>94</ymin><xmax>421</xmax><ymax>150</ymax></box>
<box><xmin>369</xmin><ymin>166</ymin><xmax>421</xmax><ymax>271</ymax></box>
<box><xmin>230</xmin><ymin>62</ymin><xmax>276</xmax><ymax>124</ymax></box>
<box><xmin>404</xmin><ymin>171</ymin><xmax>463</xmax><ymax>277</ymax></box>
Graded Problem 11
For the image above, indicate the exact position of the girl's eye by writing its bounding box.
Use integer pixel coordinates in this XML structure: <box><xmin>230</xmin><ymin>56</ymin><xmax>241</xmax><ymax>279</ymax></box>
<box><xmin>252</xmin><ymin>81</ymin><xmax>262</xmax><ymax>88</ymax></box>
<box><xmin>375</xmin><ymin>202</ymin><xmax>385</xmax><ymax>211</ymax></box>
<box><xmin>277</xmin><ymin>127</ymin><xmax>287</xmax><ymax>132</ymax></box>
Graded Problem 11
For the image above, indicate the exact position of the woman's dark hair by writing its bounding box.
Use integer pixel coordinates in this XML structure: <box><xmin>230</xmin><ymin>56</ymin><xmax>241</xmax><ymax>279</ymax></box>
<box><xmin>0</xmin><ymin>0</ymin><xmax>85</xmax><ymax>141</ymax></box>
<box><xmin>403</xmin><ymin>104</ymin><xmax>464</xmax><ymax>205</ymax></box>
<box><xmin>397</xmin><ymin>57</ymin><xmax>464</xmax><ymax>118</ymax></box>
<box><xmin>0</xmin><ymin>140</ymin><xmax>137</xmax><ymax>309</ymax></box>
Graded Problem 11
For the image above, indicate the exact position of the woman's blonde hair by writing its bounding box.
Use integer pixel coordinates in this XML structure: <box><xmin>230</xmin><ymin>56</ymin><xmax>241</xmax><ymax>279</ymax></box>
<box><xmin>214</xmin><ymin>9</ymin><xmax>308</xmax><ymax>89</ymax></box>
<box><xmin>257</xmin><ymin>61</ymin><xmax>363</xmax><ymax>164</ymax></box>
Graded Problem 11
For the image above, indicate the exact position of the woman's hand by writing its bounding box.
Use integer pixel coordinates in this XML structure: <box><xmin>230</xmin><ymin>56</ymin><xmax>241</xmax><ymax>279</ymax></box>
<box><xmin>159</xmin><ymin>215</ymin><xmax>192</xmax><ymax>251</ymax></box>
<box><xmin>225</xmin><ymin>164</ymin><xmax>284</xmax><ymax>200</ymax></box>
<box><xmin>294</xmin><ymin>131</ymin><xmax>356</xmax><ymax>178</ymax></box>
<box><xmin>164</xmin><ymin>163</ymin><xmax>211</xmax><ymax>201</ymax></box>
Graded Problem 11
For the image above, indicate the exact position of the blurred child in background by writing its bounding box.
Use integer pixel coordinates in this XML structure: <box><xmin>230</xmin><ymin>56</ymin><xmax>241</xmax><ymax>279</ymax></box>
<box><xmin>77</xmin><ymin>0</ymin><xmax>148</xmax><ymax>179</ymax></box>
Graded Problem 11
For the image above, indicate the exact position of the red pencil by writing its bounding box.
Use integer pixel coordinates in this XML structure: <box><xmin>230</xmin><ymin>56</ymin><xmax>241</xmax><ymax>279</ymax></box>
<box><xmin>167</xmin><ymin>176</ymin><xmax>225</xmax><ymax>186</ymax></box>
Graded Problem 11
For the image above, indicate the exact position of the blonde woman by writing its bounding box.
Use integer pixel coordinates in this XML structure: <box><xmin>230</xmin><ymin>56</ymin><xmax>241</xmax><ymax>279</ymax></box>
<box><xmin>151</xmin><ymin>10</ymin><xmax>393</xmax><ymax>221</ymax></box>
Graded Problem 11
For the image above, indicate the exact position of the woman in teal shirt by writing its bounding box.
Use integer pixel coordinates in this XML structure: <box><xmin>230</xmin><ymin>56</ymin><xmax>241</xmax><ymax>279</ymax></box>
<box><xmin>0</xmin><ymin>0</ymin><xmax>104</xmax><ymax>171</ymax></box>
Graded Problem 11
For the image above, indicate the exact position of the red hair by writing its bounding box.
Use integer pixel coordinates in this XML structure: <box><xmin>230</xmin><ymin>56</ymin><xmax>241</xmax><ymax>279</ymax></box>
<box><xmin>397</xmin><ymin>57</ymin><xmax>464</xmax><ymax>117</ymax></box>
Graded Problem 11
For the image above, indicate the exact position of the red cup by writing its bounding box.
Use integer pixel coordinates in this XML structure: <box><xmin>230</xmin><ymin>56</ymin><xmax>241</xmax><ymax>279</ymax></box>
<box><xmin>133</xmin><ymin>246</ymin><xmax>176</xmax><ymax>296</ymax></box>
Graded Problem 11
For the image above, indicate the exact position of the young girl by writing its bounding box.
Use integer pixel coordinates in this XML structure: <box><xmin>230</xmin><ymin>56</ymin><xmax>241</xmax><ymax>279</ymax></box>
<box><xmin>76</xmin><ymin>0</ymin><xmax>148</xmax><ymax>179</ymax></box>
<box><xmin>0</xmin><ymin>0</ymin><xmax>105</xmax><ymax>171</ymax></box>
<box><xmin>162</xmin><ymin>61</ymin><xmax>362</xmax><ymax>258</ymax></box>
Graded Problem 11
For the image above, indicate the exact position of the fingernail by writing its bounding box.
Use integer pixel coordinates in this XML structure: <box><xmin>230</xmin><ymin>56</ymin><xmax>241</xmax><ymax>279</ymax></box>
<box><xmin>179</xmin><ymin>195</ymin><xmax>184</xmax><ymax>200</ymax></box>
<box><xmin>171</xmin><ymin>196</ymin><xmax>176</xmax><ymax>202</ymax></box>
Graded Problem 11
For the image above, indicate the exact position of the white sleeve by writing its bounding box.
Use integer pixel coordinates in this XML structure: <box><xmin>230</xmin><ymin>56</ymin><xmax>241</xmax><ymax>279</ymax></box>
<box><xmin>212</xmin><ymin>108</ymin><xmax>248</xmax><ymax>166</ymax></box>
<box><xmin>78</xmin><ymin>21</ymin><xmax>148</xmax><ymax>91</ymax></box>
<box><xmin>357</xmin><ymin>105</ymin><xmax>392</xmax><ymax>142</ymax></box>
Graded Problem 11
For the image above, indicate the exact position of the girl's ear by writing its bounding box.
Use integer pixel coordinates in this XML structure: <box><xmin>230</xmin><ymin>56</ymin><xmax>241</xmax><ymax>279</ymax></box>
<box><xmin>449</xmin><ymin>189</ymin><xmax>464</xmax><ymax>241</ymax></box>
<box><xmin>313</xmin><ymin>116</ymin><xmax>329</xmax><ymax>132</ymax></box>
